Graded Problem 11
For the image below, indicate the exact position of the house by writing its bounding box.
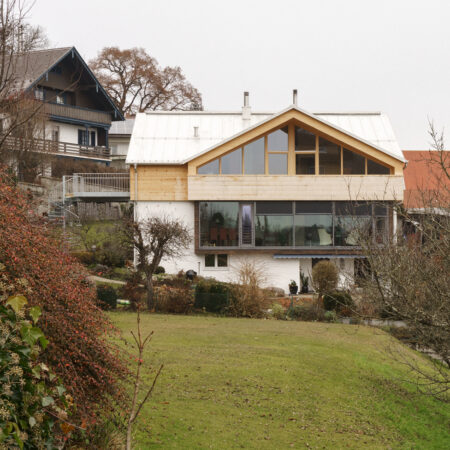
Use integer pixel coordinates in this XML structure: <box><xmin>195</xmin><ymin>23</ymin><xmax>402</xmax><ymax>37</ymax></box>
<box><xmin>126</xmin><ymin>92</ymin><xmax>406</xmax><ymax>291</ymax></box>
<box><xmin>3</xmin><ymin>46</ymin><xmax>124</xmax><ymax>178</ymax></box>
<box><xmin>109</xmin><ymin>118</ymin><xmax>135</xmax><ymax>169</ymax></box>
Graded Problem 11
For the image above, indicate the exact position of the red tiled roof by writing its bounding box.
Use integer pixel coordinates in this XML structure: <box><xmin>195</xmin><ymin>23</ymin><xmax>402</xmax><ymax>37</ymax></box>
<box><xmin>402</xmin><ymin>150</ymin><xmax>450</xmax><ymax>209</ymax></box>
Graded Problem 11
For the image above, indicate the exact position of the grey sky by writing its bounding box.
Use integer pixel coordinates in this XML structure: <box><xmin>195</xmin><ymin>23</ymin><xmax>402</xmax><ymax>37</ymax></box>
<box><xmin>30</xmin><ymin>0</ymin><xmax>450</xmax><ymax>149</ymax></box>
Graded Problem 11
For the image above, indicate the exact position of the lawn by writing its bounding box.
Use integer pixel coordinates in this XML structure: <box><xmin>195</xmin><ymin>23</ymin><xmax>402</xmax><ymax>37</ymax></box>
<box><xmin>110</xmin><ymin>313</ymin><xmax>450</xmax><ymax>449</ymax></box>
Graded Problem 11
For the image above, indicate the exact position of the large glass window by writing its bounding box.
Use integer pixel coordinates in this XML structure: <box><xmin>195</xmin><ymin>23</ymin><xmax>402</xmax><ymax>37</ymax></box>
<box><xmin>199</xmin><ymin>202</ymin><xmax>239</xmax><ymax>246</ymax></box>
<box><xmin>334</xmin><ymin>216</ymin><xmax>371</xmax><ymax>246</ymax></box>
<box><xmin>343</xmin><ymin>148</ymin><xmax>365</xmax><ymax>174</ymax></box>
<box><xmin>296</xmin><ymin>154</ymin><xmax>315</xmax><ymax>174</ymax></box>
<box><xmin>221</xmin><ymin>148</ymin><xmax>242</xmax><ymax>174</ymax></box>
<box><xmin>268</xmin><ymin>153</ymin><xmax>287</xmax><ymax>174</ymax></box>
<box><xmin>199</xmin><ymin>201</ymin><xmax>390</xmax><ymax>248</ymax></box>
<box><xmin>198</xmin><ymin>159</ymin><xmax>219</xmax><ymax>175</ymax></box>
<box><xmin>319</xmin><ymin>138</ymin><xmax>341</xmax><ymax>174</ymax></box>
<box><xmin>244</xmin><ymin>137</ymin><xmax>265</xmax><ymax>174</ymax></box>
<box><xmin>267</xmin><ymin>127</ymin><xmax>288</xmax><ymax>150</ymax></box>
<box><xmin>367</xmin><ymin>159</ymin><xmax>390</xmax><ymax>175</ymax></box>
<box><xmin>255</xmin><ymin>215</ymin><xmax>293</xmax><ymax>246</ymax></box>
<box><xmin>295</xmin><ymin>127</ymin><xmax>316</xmax><ymax>151</ymax></box>
<box><xmin>294</xmin><ymin>215</ymin><xmax>333</xmax><ymax>246</ymax></box>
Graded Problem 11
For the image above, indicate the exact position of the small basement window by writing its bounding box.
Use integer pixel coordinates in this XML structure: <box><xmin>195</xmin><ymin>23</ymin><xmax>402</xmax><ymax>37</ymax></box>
<box><xmin>204</xmin><ymin>254</ymin><xmax>228</xmax><ymax>268</ymax></box>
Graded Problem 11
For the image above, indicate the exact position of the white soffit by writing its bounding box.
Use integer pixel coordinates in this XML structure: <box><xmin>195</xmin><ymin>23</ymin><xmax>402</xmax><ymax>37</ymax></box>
<box><xmin>126</xmin><ymin>107</ymin><xmax>404</xmax><ymax>165</ymax></box>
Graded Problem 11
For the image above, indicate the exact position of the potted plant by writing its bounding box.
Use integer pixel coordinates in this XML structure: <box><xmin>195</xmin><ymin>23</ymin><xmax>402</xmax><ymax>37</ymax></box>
<box><xmin>289</xmin><ymin>280</ymin><xmax>298</xmax><ymax>295</ymax></box>
<box><xmin>300</xmin><ymin>271</ymin><xmax>309</xmax><ymax>294</ymax></box>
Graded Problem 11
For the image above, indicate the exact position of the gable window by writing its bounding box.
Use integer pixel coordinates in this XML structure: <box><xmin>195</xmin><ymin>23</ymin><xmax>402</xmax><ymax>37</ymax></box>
<box><xmin>196</xmin><ymin>124</ymin><xmax>394</xmax><ymax>176</ymax></box>
<box><xmin>367</xmin><ymin>159</ymin><xmax>390</xmax><ymax>175</ymax></box>
<box><xmin>221</xmin><ymin>148</ymin><xmax>242</xmax><ymax>174</ymax></box>
<box><xmin>198</xmin><ymin>158</ymin><xmax>219</xmax><ymax>174</ymax></box>
<box><xmin>343</xmin><ymin>148</ymin><xmax>365</xmax><ymax>174</ymax></box>
<box><xmin>244</xmin><ymin>137</ymin><xmax>265</xmax><ymax>174</ymax></box>
<box><xmin>319</xmin><ymin>138</ymin><xmax>341</xmax><ymax>174</ymax></box>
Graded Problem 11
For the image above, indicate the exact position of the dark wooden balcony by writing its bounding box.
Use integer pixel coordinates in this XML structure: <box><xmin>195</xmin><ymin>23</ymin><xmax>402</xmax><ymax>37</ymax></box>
<box><xmin>4</xmin><ymin>135</ymin><xmax>111</xmax><ymax>161</ymax></box>
<box><xmin>44</xmin><ymin>102</ymin><xmax>112</xmax><ymax>125</ymax></box>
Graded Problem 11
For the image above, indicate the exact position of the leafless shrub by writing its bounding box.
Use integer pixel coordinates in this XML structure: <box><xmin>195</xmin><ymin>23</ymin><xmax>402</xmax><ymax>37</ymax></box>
<box><xmin>230</xmin><ymin>260</ymin><xmax>270</xmax><ymax>318</ymax></box>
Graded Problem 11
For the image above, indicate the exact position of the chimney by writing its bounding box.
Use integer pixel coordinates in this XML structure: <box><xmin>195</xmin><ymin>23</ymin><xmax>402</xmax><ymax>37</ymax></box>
<box><xmin>193</xmin><ymin>126</ymin><xmax>199</xmax><ymax>138</ymax></box>
<box><xmin>242</xmin><ymin>91</ymin><xmax>251</xmax><ymax>120</ymax></box>
<box><xmin>293</xmin><ymin>89</ymin><xmax>298</xmax><ymax>106</ymax></box>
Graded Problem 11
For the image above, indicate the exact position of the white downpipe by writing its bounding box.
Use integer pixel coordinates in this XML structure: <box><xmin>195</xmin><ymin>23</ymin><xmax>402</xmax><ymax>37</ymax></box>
<box><xmin>393</xmin><ymin>207</ymin><xmax>397</xmax><ymax>243</ymax></box>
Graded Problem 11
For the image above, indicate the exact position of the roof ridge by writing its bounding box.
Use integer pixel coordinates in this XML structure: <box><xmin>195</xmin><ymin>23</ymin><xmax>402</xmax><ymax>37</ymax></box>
<box><xmin>18</xmin><ymin>46</ymin><xmax>72</xmax><ymax>55</ymax></box>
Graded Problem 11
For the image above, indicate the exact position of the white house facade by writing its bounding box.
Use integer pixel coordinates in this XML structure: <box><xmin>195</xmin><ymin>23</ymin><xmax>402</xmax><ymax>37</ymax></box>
<box><xmin>126</xmin><ymin>93</ymin><xmax>405</xmax><ymax>292</ymax></box>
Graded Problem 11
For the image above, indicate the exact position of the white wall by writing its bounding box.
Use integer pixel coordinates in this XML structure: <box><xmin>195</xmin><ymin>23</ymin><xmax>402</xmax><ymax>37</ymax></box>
<box><xmin>46</xmin><ymin>121</ymin><xmax>98</xmax><ymax>145</ymax></box>
<box><xmin>136</xmin><ymin>201</ymin><xmax>356</xmax><ymax>292</ymax></box>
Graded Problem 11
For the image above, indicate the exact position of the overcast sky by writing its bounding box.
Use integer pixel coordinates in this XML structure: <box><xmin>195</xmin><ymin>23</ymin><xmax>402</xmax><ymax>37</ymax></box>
<box><xmin>30</xmin><ymin>0</ymin><xmax>449</xmax><ymax>149</ymax></box>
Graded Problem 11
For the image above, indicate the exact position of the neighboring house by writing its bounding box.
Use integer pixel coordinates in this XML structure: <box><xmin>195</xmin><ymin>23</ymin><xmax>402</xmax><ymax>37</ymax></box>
<box><xmin>109</xmin><ymin>118</ymin><xmax>135</xmax><ymax>169</ymax></box>
<box><xmin>126</xmin><ymin>93</ymin><xmax>406</xmax><ymax>291</ymax></box>
<box><xmin>4</xmin><ymin>46</ymin><xmax>124</xmax><ymax>177</ymax></box>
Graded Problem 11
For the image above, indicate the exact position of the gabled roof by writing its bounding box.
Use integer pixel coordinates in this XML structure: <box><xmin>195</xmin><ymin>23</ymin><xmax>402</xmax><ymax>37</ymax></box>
<box><xmin>126</xmin><ymin>106</ymin><xmax>405</xmax><ymax>165</ymax></box>
<box><xmin>110</xmin><ymin>118</ymin><xmax>135</xmax><ymax>136</ymax></box>
<box><xmin>10</xmin><ymin>46</ymin><xmax>124</xmax><ymax>121</ymax></box>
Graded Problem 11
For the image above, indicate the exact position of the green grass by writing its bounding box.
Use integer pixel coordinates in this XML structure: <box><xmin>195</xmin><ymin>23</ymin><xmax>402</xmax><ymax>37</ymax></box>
<box><xmin>110</xmin><ymin>313</ymin><xmax>450</xmax><ymax>449</ymax></box>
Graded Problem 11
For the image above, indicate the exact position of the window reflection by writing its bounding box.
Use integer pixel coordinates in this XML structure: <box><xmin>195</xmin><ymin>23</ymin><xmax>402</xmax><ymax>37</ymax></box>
<box><xmin>343</xmin><ymin>148</ymin><xmax>365</xmax><ymax>174</ymax></box>
<box><xmin>294</xmin><ymin>215</ymin><xmax>333</xmax><ymax>246</ymax></box>
<box><xmin>319</xmin><ymin>138</ymin><xmax>341</xmax><ymax>174</ymax></box>
<box><xmin>267</xmin><ymin>127</ymin><xmax>288</xmax><ymax>150</ymax></box>
<box><xmin>198</xmin><ymin>159</ymin><xmax>219</xmax><ymax>175</ymax></box>
<box><xmin>199</xmin><ymin>202</ymin><xmax>239</xmax><ymax>246</ymax></box>
<box><xmin>268</xmin><ymin>153</ymin><xmax>287</xmax><ymax>174</ymax></box>
<box><xmin>255</xmin><ymin>215</ymin><xmax>293</xmax><ymax>246</ymax></box>
<box><xmin>221</xmin><ymin>148</ymin><xmax>242</xmax><ymax>174</ymax></box>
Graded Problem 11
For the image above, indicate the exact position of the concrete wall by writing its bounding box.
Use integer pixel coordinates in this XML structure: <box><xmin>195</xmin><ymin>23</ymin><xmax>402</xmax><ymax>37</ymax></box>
<box><xmin>136</xmin><ymin>201</ymin><xmax>355</xmax><ymax>292</ymax></box>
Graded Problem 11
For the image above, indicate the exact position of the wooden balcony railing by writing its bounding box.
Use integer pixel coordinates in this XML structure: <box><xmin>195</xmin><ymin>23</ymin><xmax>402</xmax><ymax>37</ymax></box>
<box><xmin>44</xmin><ymin>103</ymin><xmax>112</xmax><ymax>125</ymax></box>
<box><xmin>4</xmin><ymin>135</ymin><xmax>111</xmax><ymax>160</ymax></box>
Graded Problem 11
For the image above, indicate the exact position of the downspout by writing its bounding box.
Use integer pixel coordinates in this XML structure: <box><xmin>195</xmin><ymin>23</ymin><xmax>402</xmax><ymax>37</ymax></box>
<box><xmin>133</xmin><ymin>163</ymin><xmax>138</xmax><ymax>222</ymax></box>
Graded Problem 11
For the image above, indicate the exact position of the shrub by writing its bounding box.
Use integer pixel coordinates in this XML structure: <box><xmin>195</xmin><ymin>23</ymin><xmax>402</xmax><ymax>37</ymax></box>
<box><xmin>71</xmin><ymin>250</ymin><xmax>94</xmax><ymax>265</ymax></box>
<box><xmin>312</xmin><ymin>261</ymin><xmax>339</xmax><ymax>295</ymax></box>
<box><xmin>229</xmin><ymin>260</ymin><xmax>270</xmax><ymax>318</ymax></box>
<box><xmin>194</xmin><ymin>279</ymin><xmax>232</xmax><ymax>314</ymax></box>
<box><xmin>271</xmin><ymin>303</ymin><xmax>286</xmax><ymax>320</ymax></box>
<box><xmin>1</xmin><ymin>296</ymin><xmax>70</xmax><ymax>448</ymax></box>
<box><xmin>97</xmin><ymin>284</ymin><xmax>118</xmax><ymax>310</ymax></box>
<box><xmin>120</xmin><ymin>271</ymin><xmax>146</xmax><ymax>309</ymax></box>
<box><xmin>0</xmin><ymin>168</ymin><xmax>127</xmax><ymax>427</ymax></box>
<box><xmin>154</xmin><ymin>266</ymin><xmax>165</xmax><ymax>274</ymax></box>
<box><xmin>324</xmin><ymin>310</ymin><xmax>338</xmax><ymax>322</ymax></box>
<box><xmin>323</xmin><ymin>290</ymin><xmax>354</xmax><ymax>313</ymax></box>
<box><xmin>154</xmin><ymin>285</ymin><xmax>194</xmax><ymax>314</ymax></box>
<box><xmin>287</xmin><ymin>303</ymin><xmax>325</xmax><ymax>321</ymax></box>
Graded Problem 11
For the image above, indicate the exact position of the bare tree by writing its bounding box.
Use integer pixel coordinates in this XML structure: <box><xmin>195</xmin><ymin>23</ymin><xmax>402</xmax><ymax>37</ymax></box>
<box><xmin>89</xmin><ymin>47</ymin><xmax>203</xmax><ymax>115</ymax></box>
<box><xmin>121</xmin><ymin>214</ymin><xmax>191</xmax><ymax>309</ymax></box>
<box><xmin>0</xmin><ymin>0</ymin><xmax>51</xmax><ymax>180</ymax></box>
<box><xmin>355</xmin><ymin>124</ymin><xmax>449</xmax><ymax>400</ymax></box>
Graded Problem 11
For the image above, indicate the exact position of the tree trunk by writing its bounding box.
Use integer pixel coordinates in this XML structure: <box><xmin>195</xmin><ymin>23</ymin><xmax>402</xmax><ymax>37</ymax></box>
<box><xmin>146</xmin><ymin>275</ymin><xmax>154</xmax><ymax>310</ymax></box>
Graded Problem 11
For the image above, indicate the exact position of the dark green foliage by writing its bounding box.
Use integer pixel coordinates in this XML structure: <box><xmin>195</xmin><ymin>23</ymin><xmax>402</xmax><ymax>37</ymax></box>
<box><xmin>97</xmin><ymin>285</ymin><xmax>118</xmax><ymax>310</ymax></box>
<box><xmin>71</xmin><ymin>251</ymin><xmax>94</xmax><ymax>265</ymax></box>
<box><xmin>323</xmin><ymin>290</ymin><xmax>354</xmax><ymax>313</ymax></box>
<box><xmin>0</xmin><ymin>296</ymin><xmax>69</xmax><ymax>448</ymax></box>
<box><xmin>154</xmin><ymin>266</ymin><xmax>165</xmax><ymax>274</ymax></box>
<box><xmin>287</xmin><ymin>303</ymin><xmax>324</xmax><ymax>321</ymax></box>
<box><xmin>194</xmin><ymin>279</ymin><xmax>233</xmax><ymax>314</ymax></box>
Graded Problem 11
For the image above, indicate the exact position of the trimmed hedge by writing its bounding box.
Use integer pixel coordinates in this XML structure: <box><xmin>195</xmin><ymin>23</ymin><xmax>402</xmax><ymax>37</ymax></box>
<box><xmin>194</xmin><ymin>279</ymin><xmax>233</xmax><ymax>313</ymax></box>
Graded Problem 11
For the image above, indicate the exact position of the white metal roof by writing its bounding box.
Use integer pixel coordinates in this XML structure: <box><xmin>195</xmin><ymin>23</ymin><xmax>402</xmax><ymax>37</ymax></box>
<box><xmin>126</xmin><ymin>106</ymin><xmax>405</xmax><ymax>165</ymax></box>
<box><xmin>110</xmin><ymin>118</ymin><xmax>135</xmax><ymax>135</ymax></box>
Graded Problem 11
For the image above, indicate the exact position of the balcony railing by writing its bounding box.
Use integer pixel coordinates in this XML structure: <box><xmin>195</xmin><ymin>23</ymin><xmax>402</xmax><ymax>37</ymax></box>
<box><xmin>65</xmin><ymin>173</ymin><xmax>130</xmax><ymax>200</ymax></box>
<box><xmin>44</xmin><ymin>102</ymin><xmax>112</xmax><ymax>125</ymax></box>
<box><xmin>4</xmin><ymin>135</ymin><xmax>111</xmax><ymax>160</ymax></box>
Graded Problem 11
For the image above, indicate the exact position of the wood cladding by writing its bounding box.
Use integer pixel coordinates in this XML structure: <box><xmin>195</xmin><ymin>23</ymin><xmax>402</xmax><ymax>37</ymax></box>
<box><xmin>188</xmin><ymin>175</ymin><xmax>405</xmax><ymax>201</ymax></box>
<box><xmin>130</xmin><ymin>165</ymin><xmax>188</xmax><ymax>201</ymax></box>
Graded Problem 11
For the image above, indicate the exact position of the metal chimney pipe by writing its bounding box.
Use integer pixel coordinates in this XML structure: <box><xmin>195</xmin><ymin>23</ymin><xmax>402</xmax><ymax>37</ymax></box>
<box><xmin>242</xmin><ymin>91</ymin><xmax>251</xmax><ymax>119</ymax></box>
<box><xmin>244</xmin><ymin>91</ymin><xmax>249</xmax><ymax>107</ymax></box>
<box><xmin>293</xmin><ymin>89</ymin><xmax>298</xmax><ymax>106</ymax></box>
